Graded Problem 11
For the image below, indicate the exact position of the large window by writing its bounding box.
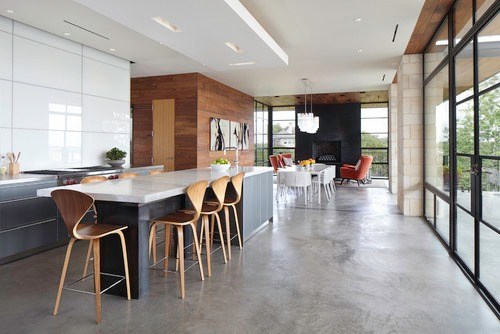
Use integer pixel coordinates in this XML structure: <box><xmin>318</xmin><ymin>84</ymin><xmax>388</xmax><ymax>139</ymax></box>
<box><xmin>423</xmin><ymin>0</ymin><xmax>500</xmax><ymax>315</ymax></box>
<box><xmin>272</xmin><ymin>107</ymin><xmax>296</xmax><ymax>160</ymax></box>
<box><xmin>254</xmin><ymin>101</ymin><xmax>269</xmax><ymax>166</ymax></box>
<box><xmin>361</xmin><ymin>103</ymin><xmax>388</xmax><ymax>178</ymax></box>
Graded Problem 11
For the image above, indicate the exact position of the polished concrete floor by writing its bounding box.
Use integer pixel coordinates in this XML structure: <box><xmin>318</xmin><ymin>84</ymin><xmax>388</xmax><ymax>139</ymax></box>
<box><xmin>1</xmin><ymin>186</ymin><xmax>499</xmax><ymax>333</ymax></box>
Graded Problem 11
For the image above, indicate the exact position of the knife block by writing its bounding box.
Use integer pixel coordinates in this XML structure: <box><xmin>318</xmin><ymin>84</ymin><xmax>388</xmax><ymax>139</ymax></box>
<box><xmin>8</xmin><ymin>163</ymin><xmax>19</xmax><ymax>175</ymax></box>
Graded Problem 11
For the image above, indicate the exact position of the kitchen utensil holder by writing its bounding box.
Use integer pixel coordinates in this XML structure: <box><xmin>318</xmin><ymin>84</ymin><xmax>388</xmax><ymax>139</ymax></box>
<box><xmin>9</xmin><ymin>163</ymin><xmax>20</xmax><ymax>175</ymax></box>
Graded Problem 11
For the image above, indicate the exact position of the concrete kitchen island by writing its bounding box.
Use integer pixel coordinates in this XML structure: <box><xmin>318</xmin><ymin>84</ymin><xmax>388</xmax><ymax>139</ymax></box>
<box><xmin>37</xmin><ymin>166</ymin><xmax>273</xmax><ymax>299</ymax></box>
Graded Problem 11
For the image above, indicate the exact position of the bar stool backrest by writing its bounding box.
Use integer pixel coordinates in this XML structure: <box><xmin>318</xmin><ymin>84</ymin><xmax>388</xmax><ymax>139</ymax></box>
<box><xmin>226</xmin><ymin>172</ymin><xmax>245</xmax><ymax>204</ymax></box>
<box><xmin>81</xmin><ymin>175</ymin><xmax>108</xmax><ymax>184</ymax></box>
<box><xmin>186</xmin><ymin>180</ymin><xmax>209</xmax><ymax>221</ymax></box>
<box><xmin>120</xmin><ymin>172</ymin><xmax>139</xmax><ymax>179</ymax></box>
<box><xmin>148</xmin><ymin>170</ymin><xmax>163</xmax><ymax>175</ymax></box>
<box><xmin>51</xmin><ymin>189</ymin><xmax>94</xmax><ymax>238</ymax></box>
<box><xmin>210</xmin><ymin>176</ymin><xmax>230</xmax><ymax>210</ymax></box>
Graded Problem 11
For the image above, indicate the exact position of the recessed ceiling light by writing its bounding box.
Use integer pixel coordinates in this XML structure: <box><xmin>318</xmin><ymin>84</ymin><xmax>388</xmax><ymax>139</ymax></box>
<box><xmin>356</xmin><ymin>49</ymin><xmax>363</xmax><ymax>53</ymax></box>
<box><xmin>63</xmin><ymin>32</ymin><xmax>71</xmax><ymax>36</ymax></box>
<box><xmin>109</xmin><ymin>48</ymin><xmax>116</xmax><ymax>52</ymax></box>
<box><xmin>353</xmin><ymin>18</ymin><xmax>362</xmax><ymax>22</ymax></box>
<box><xmin>225</xmin><ymin>42</ymin><xmax>243</xmax><ymax>53</ymax></box>
<box><xmin>229</xmin><ymin>61</ymin><xmax>256</xmax><ymax>66</ymax></box>
<box><xmin>6</xmin><ymin>9</ymin><xmax>14</xmax><ymax>14</ymax></box>
<box><xmin>151</xmin><ymin>16</ymin><xmax>181</xmax><ymax>32</ymax></box>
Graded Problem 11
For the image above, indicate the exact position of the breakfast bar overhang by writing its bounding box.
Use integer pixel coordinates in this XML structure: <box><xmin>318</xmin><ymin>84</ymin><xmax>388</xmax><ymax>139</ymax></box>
<box><xmin>37</xmin><ymin>167</ymin><xmax>273</xmax><ymax>299</ymax></box>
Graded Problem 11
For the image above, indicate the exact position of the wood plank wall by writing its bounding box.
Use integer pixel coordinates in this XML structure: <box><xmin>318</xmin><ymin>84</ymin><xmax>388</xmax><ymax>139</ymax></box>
<box><xmin>197</xmin><ymin>74</ymin><xmax>254</xmax><ymax>168</ymax></box>
<box><xmin>131</xmin><ymin>73</ymin><xmax>198</xmax><ymax>170</ymax></box>
<box><xmin>131</xmin><ymin>73</ymin><xmax>254</xmax><ymax>170</ymax></box>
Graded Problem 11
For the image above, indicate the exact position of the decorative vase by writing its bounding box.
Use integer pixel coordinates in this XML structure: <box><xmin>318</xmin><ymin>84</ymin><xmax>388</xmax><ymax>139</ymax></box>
<box><xmin>107</xmin><ymin>159</ymin><xmax>125</xmax><ymax>168</ymax></box>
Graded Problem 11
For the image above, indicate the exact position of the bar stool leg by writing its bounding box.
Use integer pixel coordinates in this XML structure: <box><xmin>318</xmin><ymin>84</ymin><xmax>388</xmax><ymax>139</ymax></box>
<box><xmin>231</xmin><ymin>204</ymin><xmax>243</xmax><ymax>249</ymax></box>
<box><xmin>202</xmin><ymin>215</ymin><xmax>211</xmax><ymax>277</ymax></box>
<box><xmin>214</xmin><ymin>212</ymin><xmax>228</xmax><ymax>263</ymax></box>
<box><xmin>152</xmin><ymin>225</ymin><xmax>157</xmax><ymax>264</ymax></box>
<box><xmin>224</xmin><ymin>206</ymin><xmax>232</xmax><ymax>260</ymax></box>
<box><xmin>148</xmin><ymin>222</ymin><xmax>157</xmax><ymax>263</ymax></box>
<box><xmin>92</xmin><ymin>239</ymin><xmax>101</xmax><ymax>324</ymax></box>
<box><xmin>176</xmin><ymin>226</ymin><xmax>185</xmax><ymax>299</ymax></box>
<box><xmin>53</xmin><ymin>238</ymin><xmax>76</xmax><ymax>316</ymax></box>
<box><xmin>210</xmin><ymin>215</ymin><xmax>215</xmax><ymax>247</ymax></box>
<box><xmin>190</xmin><ymin>223</ymin><xmax>204</xmax><ymax>281</ymax></box>
<box><xmin>164</xmin><ymin>224</ymin><xmax>171</xmax><ymax>277</ymax></box>
<box><xmin>117</xmin><ymin>231</ymin><xmax>131</xmax><ymax>300</ymax></box>
<box><xmin>82</xmin><ymin>241</ymin><xmax>92</xmax><ymax>278</ymax></box>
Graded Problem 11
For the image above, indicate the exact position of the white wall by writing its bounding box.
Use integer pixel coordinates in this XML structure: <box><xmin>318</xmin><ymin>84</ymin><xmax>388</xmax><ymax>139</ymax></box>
<box><xmin>0</xmin><ymin>16</ymin><xmax>130</xmax><ymax>170</ymax></box>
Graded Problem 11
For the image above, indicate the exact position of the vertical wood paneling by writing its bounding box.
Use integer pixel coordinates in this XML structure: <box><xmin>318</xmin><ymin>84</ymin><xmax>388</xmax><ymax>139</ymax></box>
<box><xmin>131</xmin><ymin>74</ymin><xmax>198</xmax><ymax>169</ymax></box>
<box><xmin>197</xmin><ymin>74</ymin><xmax>254</xmax><ymax>168</ymax></box>
<box><xmin>131</xmin><ymin>73</ymin><xmax>254</xmax><ymax>170</ymax></box>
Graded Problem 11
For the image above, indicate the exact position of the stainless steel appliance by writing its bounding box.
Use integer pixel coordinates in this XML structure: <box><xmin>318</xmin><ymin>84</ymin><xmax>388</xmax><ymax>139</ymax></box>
<box><xmin>23</xmin><ymin>166</ymin><xmax>124</xmax><ymax>185</ymax></box>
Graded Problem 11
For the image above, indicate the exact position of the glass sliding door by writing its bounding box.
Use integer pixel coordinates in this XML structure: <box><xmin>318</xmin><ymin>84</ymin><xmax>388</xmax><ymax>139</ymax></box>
<box><xmin>476</xmin><ymin>12</ymin><xmax>500</xmax><ymax>305</ymax></box>
<box><xmin>423</xmin><ymin>0</ymin><xmax>500</xmax><ymax>314</ymax></box>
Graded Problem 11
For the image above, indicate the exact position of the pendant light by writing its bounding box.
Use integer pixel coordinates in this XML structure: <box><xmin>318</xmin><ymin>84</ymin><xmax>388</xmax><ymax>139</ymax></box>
<box><xmin>297</xmin><ymin>78</ymin><xmax>319</xmax><ymax>133</ymax></box>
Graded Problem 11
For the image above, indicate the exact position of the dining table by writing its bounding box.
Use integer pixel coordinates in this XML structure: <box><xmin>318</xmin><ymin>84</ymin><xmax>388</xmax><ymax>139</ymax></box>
<box><xmin>277</xmin><ymin>164</ymin><xmax>334</xmax><ymax>203</ymax></box>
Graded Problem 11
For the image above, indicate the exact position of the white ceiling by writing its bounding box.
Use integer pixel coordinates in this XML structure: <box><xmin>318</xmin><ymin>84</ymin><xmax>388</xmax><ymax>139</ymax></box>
<box><xmin>0</xmin><ymin>0</ymin><xmax>425</xmax><ymax>97</ymax></box>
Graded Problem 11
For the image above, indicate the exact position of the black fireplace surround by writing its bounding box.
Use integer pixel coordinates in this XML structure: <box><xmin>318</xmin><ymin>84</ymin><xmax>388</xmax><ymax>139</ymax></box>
<box><xmin>295</xmin><ymin>103</ymin><xmax>361</xmax><ymax>169</ymax></box>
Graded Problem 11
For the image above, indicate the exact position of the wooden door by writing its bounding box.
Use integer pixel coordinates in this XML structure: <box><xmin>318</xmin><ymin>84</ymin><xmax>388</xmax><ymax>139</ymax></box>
<box><xmin>152</xmin><ymin>99</ymin><xmax>175</xmax><ymax>171</ymax></box>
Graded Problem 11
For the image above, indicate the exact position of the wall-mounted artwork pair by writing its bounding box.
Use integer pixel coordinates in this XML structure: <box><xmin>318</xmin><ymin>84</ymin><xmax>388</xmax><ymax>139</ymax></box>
<box><xmin>210</xmin><ymin>118</ymin><xmax>249</xmax><ymax>151</ymax></box>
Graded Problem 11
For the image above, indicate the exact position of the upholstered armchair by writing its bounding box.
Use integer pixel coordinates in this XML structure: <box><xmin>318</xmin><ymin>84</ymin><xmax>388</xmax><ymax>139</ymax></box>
<box><xmin>269</xmin><ymin>155</ymin><xmax>279</xmax><ymax>173</ymax></box>
<box><xmin>340</xmin><ymin>155</ymin><xmax>373</xmax><ymax>186</ymax></box>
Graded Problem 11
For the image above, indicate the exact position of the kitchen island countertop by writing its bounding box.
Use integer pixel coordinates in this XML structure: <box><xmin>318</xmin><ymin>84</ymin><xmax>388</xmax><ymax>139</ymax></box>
<box><xmin>37</xmin><ymin>166</ymin><xmax>273</xmax><ymax>204</ymax></box>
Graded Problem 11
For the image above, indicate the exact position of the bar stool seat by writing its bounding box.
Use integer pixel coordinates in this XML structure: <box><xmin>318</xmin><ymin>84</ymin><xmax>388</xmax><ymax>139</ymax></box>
<box><xmin>77</xmin><ymin>223</ymin><xmax>127</xmax><ymax>238</ymax></box>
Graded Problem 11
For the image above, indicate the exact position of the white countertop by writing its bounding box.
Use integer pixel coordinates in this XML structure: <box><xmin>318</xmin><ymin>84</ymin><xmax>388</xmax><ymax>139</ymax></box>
<box><xmin>0</xmin><ymin>173</ymin><xmax>57</xmax><ymax>186</ymax></box>
<box><xmin>37</xmin><ymin>166</ymin><xmax>273</xmax><ymax>204</ymax></box>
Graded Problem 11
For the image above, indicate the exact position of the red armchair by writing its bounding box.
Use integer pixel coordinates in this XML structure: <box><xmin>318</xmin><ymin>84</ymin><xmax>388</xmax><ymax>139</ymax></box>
<box><xmin>340</xmin><ymin>155</ymin><xmax>373</xmax><ymax>186</ymax></box>
<box><xmin>269</xmin><ymin>155</ymin><xmax>279</xmax><ymax>173</ymax></box>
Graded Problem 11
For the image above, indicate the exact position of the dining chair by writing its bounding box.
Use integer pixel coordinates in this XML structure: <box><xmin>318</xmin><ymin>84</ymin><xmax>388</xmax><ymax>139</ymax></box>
<box><xmin>119</xmin><ymin>172</ymin><xmax>139</xmax><ymax>179</ymax></box>
<box><xmin>284</xmin><ymin>171</ymin><xmax>312</xmax><ymax>205</ymax></box>
<box><xmin>51</xmin><ymin>189</ymin><xmax>130</xmax><ymax>324</ymax></box>
<box><xmin>80</xmin><ymin>176</ymin><xmax>109</xmax><ymax>279</ymax></box>
<box><xmin>148</xmin><ymin>180</ymin><xmax>207</xmax><ymax>298</ymax></box>
<box><xmin>199</xmin><ymin>176</ymin><xmax>229</xmax><ymax>276</ymax></box>
<box><xmin>312</xmin><ymin>167</ymin><xmax>333</xmax><ymax>202</ymax></box>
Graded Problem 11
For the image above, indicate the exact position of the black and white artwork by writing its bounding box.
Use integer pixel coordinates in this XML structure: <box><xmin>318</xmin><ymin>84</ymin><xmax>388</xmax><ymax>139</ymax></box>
<box><xmin>210</xmin><ymin>118</ymin><xmax>230</xmax><ymax>151</ymax></box>
<box><xmin>230</xmin><ymin>121</ymin><xmax>250</xmax><ymax>150</ymax></box>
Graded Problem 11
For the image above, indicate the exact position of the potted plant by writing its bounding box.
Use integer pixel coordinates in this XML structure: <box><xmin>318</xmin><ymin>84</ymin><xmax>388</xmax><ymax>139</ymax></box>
<box><xmin>106</xmin><ymin>147</ymin><xmax>127</xmax><ymax>167</ymax></box>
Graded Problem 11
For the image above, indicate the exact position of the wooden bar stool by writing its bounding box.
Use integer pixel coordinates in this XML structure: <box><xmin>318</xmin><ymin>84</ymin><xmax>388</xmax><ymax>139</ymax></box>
<box><xmin>148</xmin><ymin>180</ymin><xmax>207</xmax><ymax>298</ymax></box>
<box><xmin>80</xmin><ymin>176</ymin><xmax>108</xmax><ymax>278</ymax></box>
<box><xmin>51</xmin><ymin>189</ymin><xmax>130</xmax><ymax>324</ymax></box>
<box><xmin>222</xmin><ymin>172</ymin><xmax>245</xmax><ymax>260</ymax></box>
<box><xmin>148</xmin><ymin>169</ymin><xmax>163</xmax><ymax>175</ymax></box>
<box><xmin>199</xmin><ymin>176</ymin><xmax>229</xmax><ymax>277</ymax></box>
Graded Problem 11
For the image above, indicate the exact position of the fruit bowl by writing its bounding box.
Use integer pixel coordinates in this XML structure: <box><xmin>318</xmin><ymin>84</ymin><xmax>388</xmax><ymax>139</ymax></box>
<box><xmin>210</xmin><ymin>163</ymin><xmax>230</xmax><ymax>172</ymax></box>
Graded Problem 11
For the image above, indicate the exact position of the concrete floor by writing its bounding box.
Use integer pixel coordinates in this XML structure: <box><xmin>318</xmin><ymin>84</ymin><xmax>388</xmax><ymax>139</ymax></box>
<box><xmin>1</xmin><ymin>186</ymin><xmax>499</xmax><ymax>333</ymax></box>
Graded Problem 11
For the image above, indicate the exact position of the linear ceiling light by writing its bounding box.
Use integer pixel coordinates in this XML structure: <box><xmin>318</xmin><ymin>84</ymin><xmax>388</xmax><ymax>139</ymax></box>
<box><xmin>152</xmin><ymin>16</ymin><xmax>181</xmax><ymax>32</ymax></box>
<box><xmin>229</xmin><ymin>61</ymin><xmax>256</xmax><ymax>66</ymax></box>
<box><xmin>224</xmin><ymin>0</ymin><xmax>288</xmax><ymax>65</ymax></box>
<box><xmin>225</xmin><ymin>42</ymin><xmax>243</xmax><ymax>53</ymax></box>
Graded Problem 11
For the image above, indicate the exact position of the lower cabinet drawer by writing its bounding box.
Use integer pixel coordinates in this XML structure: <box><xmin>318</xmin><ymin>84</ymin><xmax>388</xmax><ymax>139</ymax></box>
<box><xmin>0</xmin><ymin>219</ymin><xmax>58</xmax><ymax>259</ymax></box>
<box><xmin>0</xmin><ymin>197</ymin><xmax>57</xmax><ymax>231</ymax></box>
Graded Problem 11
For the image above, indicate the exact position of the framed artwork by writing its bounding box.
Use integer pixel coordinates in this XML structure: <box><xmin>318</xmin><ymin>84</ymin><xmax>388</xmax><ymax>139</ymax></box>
<box><xmin>210</xmin><ymin>118</ymin><xmax>230</xmax><ymax>151</ymax></box>
<box><xmin>230</xmin><ymin>121</ymin><xmax>250</xmax><ymax>150</ymax></box>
